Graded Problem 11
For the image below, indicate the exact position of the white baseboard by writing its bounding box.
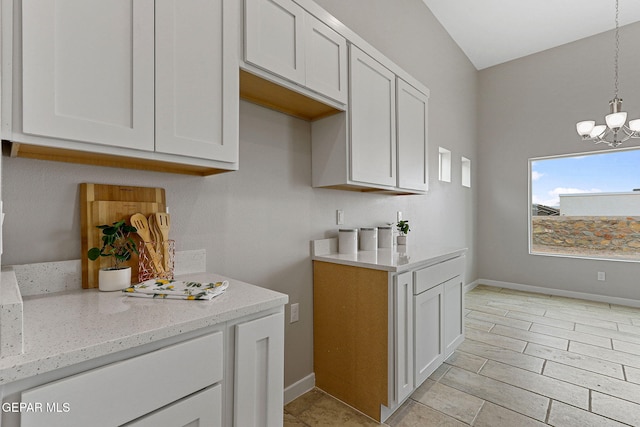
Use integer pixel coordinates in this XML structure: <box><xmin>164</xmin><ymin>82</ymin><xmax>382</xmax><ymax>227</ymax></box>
<box><xmin>477</xmin><ymin>278</ymin><xmax>640</xmax><ymax>308</ymax></box>
<box><xmin>464</xmin><ymin>279</ymin><xmax>479</xmax><ymax>293</ymax></box>
<box><xmin>284</xmin><ymin>373</ymin><xmax>315</xmax><ymax>405</ymax></box>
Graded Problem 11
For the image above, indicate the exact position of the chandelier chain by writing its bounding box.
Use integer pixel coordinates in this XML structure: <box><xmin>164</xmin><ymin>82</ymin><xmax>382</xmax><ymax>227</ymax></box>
<box><xmin>614</xmin><ymin>0</ymin><xmax>620</xmax><ymax>98</ymax></box>
<box><xmin>576</xmin><ymin>0</ymin><xmax>640</xmax><ymax>147</ymax></box>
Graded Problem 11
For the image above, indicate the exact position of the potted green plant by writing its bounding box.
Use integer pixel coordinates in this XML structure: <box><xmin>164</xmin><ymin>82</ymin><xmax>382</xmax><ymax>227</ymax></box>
<box><xmin>88</xmin><ymin>220</ymin><xmax>138</xmax><ymax>291</ymax></box>
<box><xmin>396</xmin><ymin>220</ymin><xmax>410</xmax><ymax>245</ymax></box>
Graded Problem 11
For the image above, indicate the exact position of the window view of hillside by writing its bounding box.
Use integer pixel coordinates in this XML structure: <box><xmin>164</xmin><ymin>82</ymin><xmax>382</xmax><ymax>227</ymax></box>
<box><xmin>530</xmin><ymin>148</ymin><xmax>640</xmax><ymax>261</ymax></box>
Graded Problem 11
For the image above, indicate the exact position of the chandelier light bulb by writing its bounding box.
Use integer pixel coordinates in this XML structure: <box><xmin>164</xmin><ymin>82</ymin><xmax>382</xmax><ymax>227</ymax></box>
<box><xmin>576</xmin><ymin>120</ymin><xmax>595</xmax><ymax>136</ymax></box>
<box><xmin>605</xmin><ymin>111</ymin><xmax>627</xmax><ymax>130</ymax></box>
<box><xmin>630</xmin><ymin>119</ymin><xmax>640</xmax><ymax>132</ymax></box>
<box><xmin>589</xmin><ymin>125</ymin><xmax>607</xmax><ymax>139</ymax></box>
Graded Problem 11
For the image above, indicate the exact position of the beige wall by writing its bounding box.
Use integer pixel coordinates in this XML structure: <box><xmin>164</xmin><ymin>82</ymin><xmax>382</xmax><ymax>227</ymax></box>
<box><xmin>478</xmin><ymin>22</ymin><xmax>640</xmax><ymax>300</ymax></box>
<box><xmin>1</xmin><ymin>0</ymin><xmax>478</xmax><ymax>389</ymax></box>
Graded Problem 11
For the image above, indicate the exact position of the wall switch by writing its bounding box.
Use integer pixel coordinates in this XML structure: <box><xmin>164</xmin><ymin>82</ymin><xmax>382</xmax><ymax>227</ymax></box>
<box><xmin>597</xmin><ymin>272</ymin><xmax>606</xmax><ymax>281</ymax></box>
<box><xmin>397</xmin><ymin>211</ymin><xmax>402</xmax><ymax>222</ymax></box>
<box><xmin>337</xmin><ymin>210</ymin><xmax>344</xmax><ymax>225</ymax></box>
<box><xmin>290</xmin><ymin>303</ymin><xmax>299</xmax><ymax>323</ymax></box>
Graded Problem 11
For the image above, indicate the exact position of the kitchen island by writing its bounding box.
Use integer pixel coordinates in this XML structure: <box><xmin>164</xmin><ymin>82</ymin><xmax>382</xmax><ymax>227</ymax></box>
<box><xmin>0</xmin><ymin>271</ymin><xmax>288</xmax><ymax>427</ymax></box>
<box><xmin>312</xmin><ymin>239</ymin><xmax>466</xmax><ymax>422</ymax></box>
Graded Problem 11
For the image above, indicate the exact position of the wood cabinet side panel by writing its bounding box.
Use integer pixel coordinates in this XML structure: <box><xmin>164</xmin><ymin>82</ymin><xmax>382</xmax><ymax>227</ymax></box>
<box><xmin>313</xmin><ymin>261</ymin><xmax>388</xmax><ymax>421</ymax></box>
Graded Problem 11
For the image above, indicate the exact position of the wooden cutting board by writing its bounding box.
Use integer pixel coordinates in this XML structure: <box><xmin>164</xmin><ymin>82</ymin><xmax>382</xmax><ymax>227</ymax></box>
<box><xmin>80</xmin><ymin>184</ymin><xmax>166</xmax><ymax>288</ymax></box>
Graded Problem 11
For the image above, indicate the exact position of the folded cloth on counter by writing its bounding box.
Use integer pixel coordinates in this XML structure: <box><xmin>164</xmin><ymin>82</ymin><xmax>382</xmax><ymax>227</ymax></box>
<box><xmin>123</xmin><ymin>279</ymin><xmax>229</xmax><ymax>300</ymax></box>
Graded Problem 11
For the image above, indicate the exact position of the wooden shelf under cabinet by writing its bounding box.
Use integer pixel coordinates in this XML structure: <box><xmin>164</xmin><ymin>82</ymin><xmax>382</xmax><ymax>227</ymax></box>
<box><xmin>5</xmin><ymin>141</ymin><xmax>234</xmax><ymax>176</ymax></box>
<box><xmin>240</xmin><ymin>69</ymin><xmax>342</xmax><ymax>121</ymax></box>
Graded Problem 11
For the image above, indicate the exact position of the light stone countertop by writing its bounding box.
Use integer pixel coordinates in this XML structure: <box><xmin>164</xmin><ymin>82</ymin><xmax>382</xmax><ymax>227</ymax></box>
<box><xmin>0</xmin><ymin>272</ymin><xmax>288</xmax><ymax>385</ymax></box>
<box><xmin>312</xmin><ymin>243</ymin><xmax>467</xmax><ymax>272</ymax></box>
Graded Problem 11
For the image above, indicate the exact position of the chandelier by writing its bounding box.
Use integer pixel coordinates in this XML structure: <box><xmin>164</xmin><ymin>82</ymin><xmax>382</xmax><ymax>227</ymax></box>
<box><xmin>576</xmin><ymin>0</ymin><xmax>640</xmax><ymax>148</ymax></box>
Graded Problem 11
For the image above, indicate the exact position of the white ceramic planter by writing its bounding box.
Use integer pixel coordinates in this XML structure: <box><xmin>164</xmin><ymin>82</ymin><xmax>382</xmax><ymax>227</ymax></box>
<box><xmin>98</xmin><ymin>267</ymin><xmax>132</xmax><ymax>292</ymax></box>
<box><xmin>397</xmin><ymin>235</ymin><xmax>407</xmax><ymax>246</ymax></box>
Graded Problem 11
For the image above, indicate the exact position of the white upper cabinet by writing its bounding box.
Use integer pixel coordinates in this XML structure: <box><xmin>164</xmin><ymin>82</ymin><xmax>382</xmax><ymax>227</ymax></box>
<box><xmin>22</xmin><ymin>0</ymin><xmax>155</xmax><ymax>151</ymax></box>
<box><xmin>244</xmin><ymin>0</ymin><xmax>306</xmax><ymax>85</ymax></box>
<box><xmin>304</xmin><ymin>15</ymin><xmax>348</xmax><ymax>104</ymax></box>
<box><xmin>311</xmin><ymin>44</ymin><xmax>429</xmax><ymax>194</ymax></box>
<box><xmin>9</xmin><ymin>0</ymin><xmax>238</xmax><ymax>174</ymax></box>
<box><xmin>349</xmin><ymin>45</ymin><xmax>397</xmax><ymax>188</ymax></box>
<box><xmin>243</xmin><ymin>0</ymin><xmax>347</xmax><ymax>105</ymax></box>
<box><xmin>397</xmin><ymin>78</ymin><xmax>428</xmax><ymax>192</ymax></box>
<box><xmin>155</xmin><ymin>0</ymin><xmax>238</xmax><ymax>162</ymax></box>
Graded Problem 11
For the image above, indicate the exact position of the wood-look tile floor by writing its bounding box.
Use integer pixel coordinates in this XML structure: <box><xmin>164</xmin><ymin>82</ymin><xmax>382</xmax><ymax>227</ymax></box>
<box><xmin>285</xmin><ymin>285</ymin><xmax>640</xmax><ymax>426</ymax></box>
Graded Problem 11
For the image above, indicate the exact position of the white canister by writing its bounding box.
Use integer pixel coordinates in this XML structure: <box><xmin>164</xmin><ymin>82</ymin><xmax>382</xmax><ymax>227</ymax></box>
<box><xmin>378</xmin><ymin>226</ymin><xmax>393</xmax><ymax>248</ymax></box>
<box><xmin>360</xmin><ymin>227</ymin><xmax>378</xmax><ymax>251</ymax></box>
<box><xmin>338</xmin><ymin>229</ymin><xmax>358</xmax><ymax>254</ymax></box>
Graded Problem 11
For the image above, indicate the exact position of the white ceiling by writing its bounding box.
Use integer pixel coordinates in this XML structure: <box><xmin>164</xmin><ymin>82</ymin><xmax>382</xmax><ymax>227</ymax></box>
<box><xmin>422</xmin><ymin>0</ymin><xmax>640</xmax><ymax>70</ymax></box>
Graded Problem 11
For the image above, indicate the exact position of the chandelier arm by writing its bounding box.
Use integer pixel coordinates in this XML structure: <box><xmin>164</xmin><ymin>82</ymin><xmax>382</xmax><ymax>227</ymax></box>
<box><xmin>620</xmin><ymin>126</ymin><xmax>640</xmax><ymax>139</ymax></box>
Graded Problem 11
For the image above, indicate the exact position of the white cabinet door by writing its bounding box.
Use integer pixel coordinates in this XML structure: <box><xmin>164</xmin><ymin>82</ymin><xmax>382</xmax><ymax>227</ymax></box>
<box><xmin>245</xmin><ymin>0</ymin><xmax>305</xmax><ymax>85</ymax></box>
<box><xmin>234</xmin><ymin>312</ymin><xmax>285</xmax><ymax>427</ymax></box>
<box><xmin>444</xmin><ymin>276</ymin><xmax>464</xmax><ymax>356</ymax></box>
<box><xmin>395</xmin><ymin>272</ymin><xmax>414</xmax><ymax>404</ymax></box>
<box><xmin>397</xmin><ymin>79</ymin><xmax>428</xmax><ymax>192</ymax></box>
<box><xmin>414</xmin><ymin>284</ymin><xmax>444</xmax><ymax>387</ymax></box>
<box><xmin>124</xmin><ymin>385</ymin><xmax>222</xmax><ymax>427</ymax></box>
<box><xmin>304</xmin><ymin>15</ymin><xmax>348</xmax><ymax>104</ymax></box>
<box><xmin>349</xmin><ymin>45</ymin><xmax>397</xmax><ymax>187</ymax></box>
<box><xmin>21</xmin><ymin>0</ymin><xmax>154</xmax><ymax>150</ymax></box>
<box><xmin>155</xmin><ymin>0</ymin><xmax>238</xmax><ymax>162</ymax></box>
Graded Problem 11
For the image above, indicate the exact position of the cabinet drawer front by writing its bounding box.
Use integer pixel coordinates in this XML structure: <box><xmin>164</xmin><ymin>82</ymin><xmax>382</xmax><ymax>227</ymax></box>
<box><xmin>123</xmin><ymin>384</ymin><xmax>222</xmax><ymax>427</ymax></box>
<box><xmin>21</xmin><ymin>332</ymin><xmax>223</xmax><ymax>427</ymax></box>
<box><xmin>414</xmin><ymin>256</ymin><xmax>464</xmax><ymax>295</ymax></box>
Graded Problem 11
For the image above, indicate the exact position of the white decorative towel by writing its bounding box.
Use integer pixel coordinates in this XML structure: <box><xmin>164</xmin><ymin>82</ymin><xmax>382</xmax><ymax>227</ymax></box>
<box><xmin>123</xmin><ymin>279</ymin><xmax>229</xmax><ymax>300</ymax></box>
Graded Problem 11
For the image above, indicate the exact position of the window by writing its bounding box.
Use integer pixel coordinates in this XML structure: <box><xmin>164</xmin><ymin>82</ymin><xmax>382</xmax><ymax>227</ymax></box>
<box><xmin>529</xmin><ymin>147</ymin><xmax>640</xmax><ymax>261</ymax></box>
<box><xmin>439</xmin><ymin>147</ymin><xmax>451</xmax><ymax>182</ymax></box>
<box><xmin>461</xmin><ymin>157</ymin><xmax>471</xmax><ymax>188</ymax></box>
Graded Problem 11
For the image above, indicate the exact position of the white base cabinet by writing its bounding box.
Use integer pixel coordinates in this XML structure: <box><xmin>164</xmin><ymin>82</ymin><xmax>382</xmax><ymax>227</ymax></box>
<box><xmin>234</xmin><ymin>312</ymin><xmax>285</xmax><ymax>427</ymax></box>
<box><xmin>124</xmin><ymin>385</ymin><xmax>222</xmax><ymax>427</ymax></box>
<box><xmin>444</xmin><ymin>276</ymin><xmax>465</xmax><ymax>356</ymax></box>
<box><xmin>394</xmin><ymin>272</ymin><xmax>414</xmax><ymax>405</ymax></box>
<box><xmin>2</xmin><ymin>309</ymin><xmax>285</xmax><ymax>427</ymax></box>
<box><xmin>313</xmin><ymin>253</ymin><xmax>464</xmax><ymax>422</ymax></box>
<box><xmin>414</xmin><ymin>283</ymin><xmax>444</xmax><ymax>387</ymax></box>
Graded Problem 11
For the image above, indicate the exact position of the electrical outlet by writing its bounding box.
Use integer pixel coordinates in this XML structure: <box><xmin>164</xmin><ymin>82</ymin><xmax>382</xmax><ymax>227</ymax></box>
<box><xmin>337</xmin><ymin>210</ymin><xmax>344</xmax><ymax>225</ymax></box>
<box><xmin>597</xmin><ymin>272</ymin><xmax>606</xmax><ymax>281</ymax></box>
<box><xmin>290</xmin><ymin>303</ymin><xmax>299</xmax><ymax>323</ymax></box>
